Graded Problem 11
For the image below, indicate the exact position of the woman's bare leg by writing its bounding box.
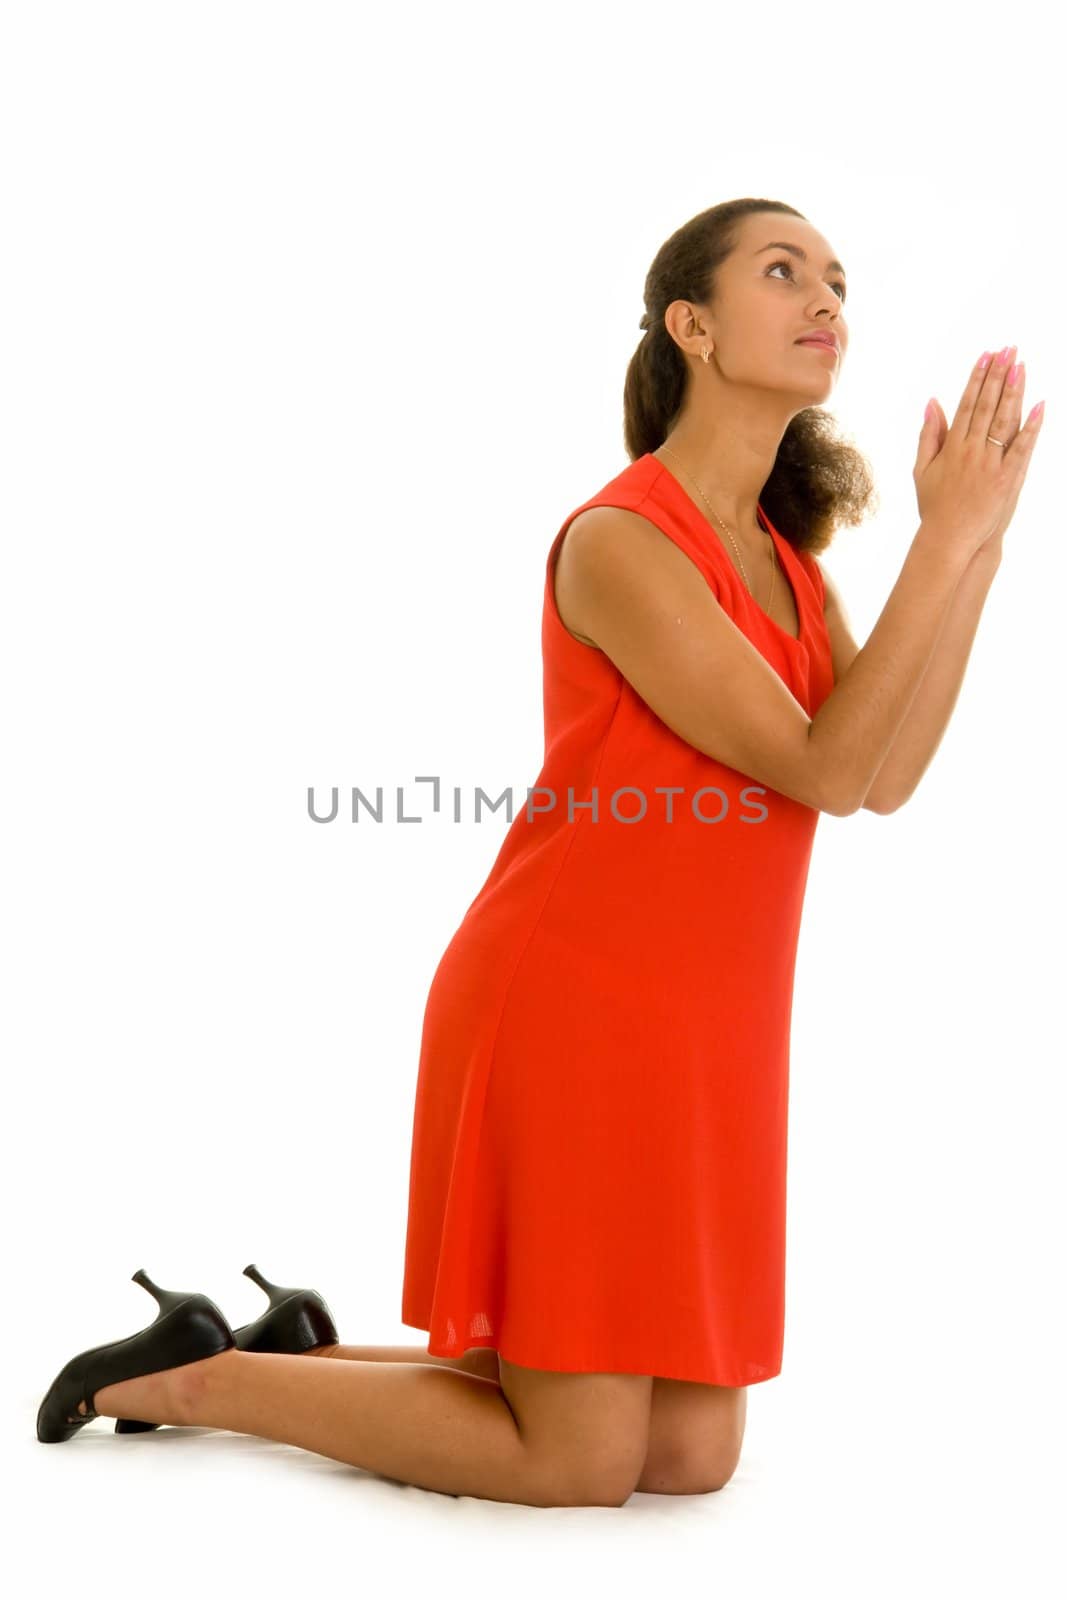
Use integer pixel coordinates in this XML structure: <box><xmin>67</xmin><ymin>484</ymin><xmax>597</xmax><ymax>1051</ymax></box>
<box><xmin>87</xmin><ymin>1348</ymin><xmax>638</xmax><ymax>1506</ymax></box>
<box><xmin>296</xmin><ymin>1348</ymin><xmax>738</xmax><ymax>1496</ymax></box>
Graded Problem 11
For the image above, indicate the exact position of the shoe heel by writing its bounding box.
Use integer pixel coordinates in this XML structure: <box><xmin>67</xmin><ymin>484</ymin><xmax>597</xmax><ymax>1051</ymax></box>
<box><xmin>237</xmin><ymin>1263</ymin><xmax>339</xmax><ymax>1353</ymax></box>
<box><xmin>242</xmin><ymin>1263</ymin><xmax>292</xmax><ymax>1308</ymax></box>
<box><xmin>131</xmin><ymin>1268</ymin><xmax>191</xmax><ymax>1319</ymax></box>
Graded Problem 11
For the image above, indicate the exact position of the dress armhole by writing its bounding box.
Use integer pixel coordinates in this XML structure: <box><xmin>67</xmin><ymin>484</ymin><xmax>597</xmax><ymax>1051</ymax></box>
<box><xmin>800</xmin><ymin>549</ymin><xmax>826</xmax><ymax>609</ymax></box>
<box><xmin>551</xmin><ymin>498</ymin><xmax>728</xmax><ymax>642</ymax></box>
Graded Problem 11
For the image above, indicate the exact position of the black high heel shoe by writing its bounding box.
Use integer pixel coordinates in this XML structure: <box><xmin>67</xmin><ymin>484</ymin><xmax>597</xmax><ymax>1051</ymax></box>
<box><xmin>114</xmin><ymin>1262</ymin><xmax>339</xmax><ymax>1434</ymax></box>
<box><xmin>36</xmin><ymin>1268</ymin><xmax>235</xmax><ymax>1444</ymax></box>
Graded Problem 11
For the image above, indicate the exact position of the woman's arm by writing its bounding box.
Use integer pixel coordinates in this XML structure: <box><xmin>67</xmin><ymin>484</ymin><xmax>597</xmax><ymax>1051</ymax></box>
<box><xmin>556</xmin><ymin>505</ymin><xmax>971</xmax><ymax>816</ymax></box>
<box><xmin>816</xmin><ymin>538</ymin><xmax>1003</xmax><ymax>814</ymax></box>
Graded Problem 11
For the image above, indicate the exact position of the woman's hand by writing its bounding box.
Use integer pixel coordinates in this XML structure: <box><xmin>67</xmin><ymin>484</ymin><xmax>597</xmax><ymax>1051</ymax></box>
<box><xmin>914</xmin><ymin>345</ymin><xmax>1044</xmax><ymax>557</ymax></box>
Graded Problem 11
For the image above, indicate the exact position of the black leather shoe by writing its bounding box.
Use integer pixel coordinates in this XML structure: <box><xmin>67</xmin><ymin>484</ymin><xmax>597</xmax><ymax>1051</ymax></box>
<box><xmin>37</xmin><ymin>1268</ymin><xmax>235</xmax><ymax>1443</ymax></box>
<box><xmin>114</xmin><ymin>1263</ymin><xmax>339</xmax><ymax>1434</ymax></box>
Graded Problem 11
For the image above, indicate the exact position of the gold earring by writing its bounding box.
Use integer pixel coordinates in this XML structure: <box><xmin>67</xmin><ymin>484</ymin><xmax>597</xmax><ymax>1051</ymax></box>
<box><xmin>700</xmin><ymin>346</ymin><xmax>710</xmax><ymax>363</ymax></box>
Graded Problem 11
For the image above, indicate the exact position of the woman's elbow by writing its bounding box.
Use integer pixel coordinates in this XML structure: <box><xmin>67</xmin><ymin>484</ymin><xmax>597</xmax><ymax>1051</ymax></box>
<box><xmin>820</xmin><ymin>775</ymin><xmax>907</xmax><ymax>817</ymax></box>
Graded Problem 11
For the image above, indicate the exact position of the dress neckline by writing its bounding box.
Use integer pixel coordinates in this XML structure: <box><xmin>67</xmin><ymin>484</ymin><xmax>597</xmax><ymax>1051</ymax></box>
<box><xmin>644</xmin><ymin>452</ymin><xmax>807</xmax><ymax>651</ymax></box>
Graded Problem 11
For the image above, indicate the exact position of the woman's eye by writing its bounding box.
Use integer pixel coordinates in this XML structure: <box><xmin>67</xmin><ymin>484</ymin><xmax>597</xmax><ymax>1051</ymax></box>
<box><xmin>767</xmin><ymin>258</ymin><xmax>846</xmax><ymax>303</ymax></box>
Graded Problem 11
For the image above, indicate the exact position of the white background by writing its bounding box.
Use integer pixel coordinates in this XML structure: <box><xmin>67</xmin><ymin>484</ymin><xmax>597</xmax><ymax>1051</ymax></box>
<box><xmin>4</xmin><ymin>1</ymin><xmax>1064</xmax><ymax>1594</ymax></box>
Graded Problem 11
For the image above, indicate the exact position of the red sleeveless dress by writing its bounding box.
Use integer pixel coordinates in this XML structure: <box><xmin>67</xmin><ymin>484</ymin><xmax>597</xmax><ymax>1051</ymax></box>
<box><xmin>400</xmin><ymin>450</ymin><xmax>835</xmax><ymax>1386</ymax></box>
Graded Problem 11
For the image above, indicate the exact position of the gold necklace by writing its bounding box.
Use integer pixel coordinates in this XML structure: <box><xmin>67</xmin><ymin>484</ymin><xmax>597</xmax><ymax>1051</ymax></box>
<box><xmin>657</xmin><ymin>444</ymin><xmax>777</xmax><ymax>615</ymax></box>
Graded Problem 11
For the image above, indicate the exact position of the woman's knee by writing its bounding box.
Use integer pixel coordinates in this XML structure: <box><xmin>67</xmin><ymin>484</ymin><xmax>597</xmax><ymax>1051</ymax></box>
<box><xmin>635</xmin><ymin>1375</ymin><xmax>746</xmax><ymax>1495</ymax></box>
<box><xmin>497</xmin><ymin>1355</ymin><xmax>652</xmax><ymax>1507</ymax></box>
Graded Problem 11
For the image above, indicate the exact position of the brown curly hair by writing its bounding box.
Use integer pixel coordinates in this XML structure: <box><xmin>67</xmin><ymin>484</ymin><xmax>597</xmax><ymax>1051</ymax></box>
<box><xmin>623</xmin><ymin>197</ymin><xmax>878</xmax><ymax>556</ymax></box>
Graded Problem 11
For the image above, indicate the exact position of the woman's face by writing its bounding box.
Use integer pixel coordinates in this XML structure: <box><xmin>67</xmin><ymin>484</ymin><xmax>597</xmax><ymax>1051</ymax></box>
<box><xmin>706</xmin><ymin>213</ymin><xmax>849</xmax><ymax>403</ymax></box>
